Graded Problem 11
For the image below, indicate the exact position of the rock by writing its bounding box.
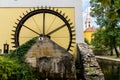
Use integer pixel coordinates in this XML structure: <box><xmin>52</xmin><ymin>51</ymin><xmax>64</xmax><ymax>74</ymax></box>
<box><xmin>25</xmin><ymin>36</ymin><xmax>76</xmax><ymax>79</ymax></box>
<box><xmin>77</xmin><ymin>43</ymin><xmax>104</xmax><ymax>80</ymax></box>
<box><xmin>36</xmin><ymin>56</ymin><xmax>76</xmax><ymax>79</ymax></box>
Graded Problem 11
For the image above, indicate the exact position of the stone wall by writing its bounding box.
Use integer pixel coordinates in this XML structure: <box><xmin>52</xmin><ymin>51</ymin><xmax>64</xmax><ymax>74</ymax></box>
<box><xmin>25</xmin><ymin>37</ymin><xmax>76</xmax><ymax>79</ymax></box>
<box><xmin>36</xmin><ymin>56</ymin><xmax>76</xmax><ymax>79</ymax></box>
<box><xmin>77</xmin><ymin>43</ymin><xmax>104</xmax><ymax>80</ymax></box>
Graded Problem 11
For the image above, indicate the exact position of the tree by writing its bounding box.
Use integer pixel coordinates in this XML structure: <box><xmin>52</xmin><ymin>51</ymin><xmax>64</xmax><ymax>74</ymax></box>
<box><xmin>90</xmin><ymin>0</ymin><xmax>120</xmax><ymax>57</ymax></box>
<box><xmin>91</xmin><ymin>28</ymin><xmax>107</xmax><ymax>50</ymax></box>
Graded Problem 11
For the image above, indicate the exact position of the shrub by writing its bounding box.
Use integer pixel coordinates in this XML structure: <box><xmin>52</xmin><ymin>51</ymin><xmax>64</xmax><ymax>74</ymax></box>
<box><xmin>0</xmin><ymin>37</ymin><xmax>37</xmax><ymax>80</ymax></box>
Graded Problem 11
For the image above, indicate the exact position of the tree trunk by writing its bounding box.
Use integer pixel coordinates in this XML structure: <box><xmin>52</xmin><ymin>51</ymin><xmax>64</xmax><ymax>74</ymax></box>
<box><xmin>110</xmin><ymin>49</ymin><xmax>113</xmax><ymax>56</ymax></box>
<box><xmin>112</xmin><ymin>35</ymin><xmax>119</xmax><ymax>57</ymax></box>
<box><xmin>114</xmin><ymin>47</ymin><xmax>119</xmax><ymax>57</ymax></box>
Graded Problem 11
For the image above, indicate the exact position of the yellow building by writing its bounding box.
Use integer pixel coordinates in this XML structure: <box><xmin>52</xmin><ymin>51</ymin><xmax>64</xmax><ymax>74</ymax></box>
<box><xmin>84</xmin><ymin>27</ymin><xmax>96</xmax><ymax>44</ymax></box>
<box><xmin>0</xmin><ymin>7</ymin><xmax>76</xmax><ymax>53</ymax></box>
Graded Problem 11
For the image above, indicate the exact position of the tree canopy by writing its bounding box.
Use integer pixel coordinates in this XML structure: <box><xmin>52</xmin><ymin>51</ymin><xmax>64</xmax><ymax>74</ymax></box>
<box><xmin>90</xmin><ymin>0</ymin><xmax>120</xmax><ymax>57</ymax></box>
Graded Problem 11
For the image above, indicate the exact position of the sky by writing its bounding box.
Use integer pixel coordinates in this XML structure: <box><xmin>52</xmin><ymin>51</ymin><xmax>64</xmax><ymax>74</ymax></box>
<box><xmin>82</xmin><ymin>0</ymin><xmax>98</xmax><ymax>30</ymax></box>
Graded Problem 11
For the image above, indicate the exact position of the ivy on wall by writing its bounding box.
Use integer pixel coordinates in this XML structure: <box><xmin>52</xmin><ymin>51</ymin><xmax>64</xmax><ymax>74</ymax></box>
<box><xmin>0</xmin><ymin>37</ymin><xmax>37</xmax><ymax>80</ymax></box>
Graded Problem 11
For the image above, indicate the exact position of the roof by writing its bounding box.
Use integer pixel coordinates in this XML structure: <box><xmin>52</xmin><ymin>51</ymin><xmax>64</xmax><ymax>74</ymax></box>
<box><xmin>84</xmin><ymin>27</ymin><xmax>96</xmax><ymax>32</ymax></box>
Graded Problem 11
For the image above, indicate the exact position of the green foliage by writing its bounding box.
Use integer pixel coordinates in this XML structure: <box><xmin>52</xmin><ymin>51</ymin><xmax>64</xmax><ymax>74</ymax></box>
<box><xmin>91</xmin><ymin>27</ymin><xmax>120</xmax><ymax>50</ymax></box>
<box><xmin>91</xmin><ymin>28</ymin><xmax>107</xmax><ymax>50</ymax></box>
<box><xmin>0</xmin><ymin>37</ymin><xmax>37</xmax><ymax>80</ymax></box>
<box><xmin>90</xmin><ymin>0</ymin><xmax>120</xmax><ymax>57</ymax></box>
<box><xmin>90</xmin><ymin>0</ymin><xmax>106</xmax><ymax>27</ymax></box>
<box><xmin>90</xmin><ymin>0</ymin><xmax>120</xmax><ymax>26</ymax></box>
<box><xmin>0</xmin><ymin>55</ymin><xmax>18</xmax><ymax>80</ymax></box>
<box><xmin>0</xmin><ymin>55</ymin><xmax>34</xmax><ymax>80</ymax></box>
<box><xmin>10</xmin><ymin>37</ymin><xmax>37</xmax><ymax>62</ymax></box>
<box><xmin>98</xmin><ymin>0</ymin><xmax>113</xmax><ymax>6</ymax></box>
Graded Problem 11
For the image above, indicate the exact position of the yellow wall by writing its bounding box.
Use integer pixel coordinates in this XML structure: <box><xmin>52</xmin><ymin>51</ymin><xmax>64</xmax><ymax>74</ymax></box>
<box><xmin>84</xmin><ymin>31</ymin><xmax>94</xmax><ymax>44</ymax></box>
<box><xmin>0</xmin><ymin>7</ymin><xmax>75</xmax><ymax>53</ymax></box>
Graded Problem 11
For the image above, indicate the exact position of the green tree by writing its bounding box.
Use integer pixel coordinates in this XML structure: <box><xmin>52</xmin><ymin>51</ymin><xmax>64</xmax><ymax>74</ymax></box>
<box><xmin>90</xmin><ymin>0</ymin><xmax>120</xmax><ymax>57</ymax></box>
<box><xmin>91</xmin><ymin>28</ymin><xmax>107</xmax><ymax>50</ymax></box>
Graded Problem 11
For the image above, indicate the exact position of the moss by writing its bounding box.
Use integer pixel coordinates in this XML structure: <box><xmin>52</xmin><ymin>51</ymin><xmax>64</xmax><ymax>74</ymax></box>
<box><xmin>86</xmin><ymin>68</ymin><xmax>94</xmax><ymax>73</ymax></box>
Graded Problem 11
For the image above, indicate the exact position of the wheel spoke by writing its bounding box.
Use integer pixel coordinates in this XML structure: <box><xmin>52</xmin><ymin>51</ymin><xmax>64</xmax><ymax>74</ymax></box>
<box><xmin>20</xmin><ymin>36</ymin><xmax>37</xmax><ymax>38</ymax></box>
<box><xmin>32</xmin><ymin>17</ymin><xmax>42</xmax><ymax>33</ymax></box>
<box><xmin>22</xmin><ymin>24</ymin><xmax>40</xmax><ymax>35</ymax></box>
<box><xmin>52</xmin><ymin>37</ymin><xmax>69</xmax><ymax>38</ymax></box>
<box><xmin>43</xmin><ymin>11</ymin><xmax>45</xmax><ymax>35</ymax></box>
<box><xmin>46</xmin><ymin>17</ymin><xmax>56</xmax><ymax>33</ymax></box>
<box><xmin>47</xmin><ymin>24</ymin><xmax>66</xmax><ymax>35</ymax></box>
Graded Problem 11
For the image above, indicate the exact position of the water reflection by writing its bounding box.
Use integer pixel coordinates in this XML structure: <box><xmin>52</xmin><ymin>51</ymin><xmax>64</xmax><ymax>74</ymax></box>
<box><xmin>98</xmin><ymin>60</ymin><xmax>120</xmax><ymax>80</ymax></box>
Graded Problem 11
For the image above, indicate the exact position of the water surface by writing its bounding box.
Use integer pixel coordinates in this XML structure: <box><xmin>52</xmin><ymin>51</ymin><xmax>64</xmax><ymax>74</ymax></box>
<box><xmin>98</xmin><ymin>60</ymin><xmax>120</xmax><ymax>80</ymax></box>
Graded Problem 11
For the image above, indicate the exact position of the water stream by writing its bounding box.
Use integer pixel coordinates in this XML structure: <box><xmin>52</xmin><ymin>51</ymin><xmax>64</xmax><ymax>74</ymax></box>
<box><xmin>98</xmin><ymin>60</ymin><xmax>120</xmax><ymax>80</ymax></box>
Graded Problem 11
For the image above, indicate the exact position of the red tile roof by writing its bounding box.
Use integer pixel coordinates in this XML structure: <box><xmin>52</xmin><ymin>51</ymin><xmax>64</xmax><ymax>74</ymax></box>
<box><xmin>84</xmin><ymin>27</ymin><xmax>96</xmax><ymax>32</ymax></box>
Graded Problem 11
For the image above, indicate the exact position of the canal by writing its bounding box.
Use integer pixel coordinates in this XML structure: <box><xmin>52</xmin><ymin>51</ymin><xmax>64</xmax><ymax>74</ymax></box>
<box><xmin>98</xmin><ymin>59</ymin><xmax>120</xmax><ymax>80</ymax></box>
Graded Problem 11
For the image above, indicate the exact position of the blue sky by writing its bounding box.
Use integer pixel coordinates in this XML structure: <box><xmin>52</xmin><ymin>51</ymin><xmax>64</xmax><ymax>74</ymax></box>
<box><xmin>82</xmin><ymin>0</ymin><xmax>98</xmax><ymax>30</ymax></box>
<box><xmin>82</xmin><ymin>0</ymin><xmax>90</xmax><ymax>11</ymax></box>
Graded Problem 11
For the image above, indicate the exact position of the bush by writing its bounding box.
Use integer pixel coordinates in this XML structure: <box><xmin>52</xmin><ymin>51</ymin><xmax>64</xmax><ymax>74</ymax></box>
<box><xmin>10</xmin><ymin>37</ymin><xmax>37</xmax><ymax>62</ymax></box>
<box><xmin>0</xmin><ymin>37</ymin><xmax>37</xmax><ymax>80</ymax></box>
<box><xmin>0</xmin><ymin>55</ymin><xmax>34</xmax><ymax>80</ymax></box>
